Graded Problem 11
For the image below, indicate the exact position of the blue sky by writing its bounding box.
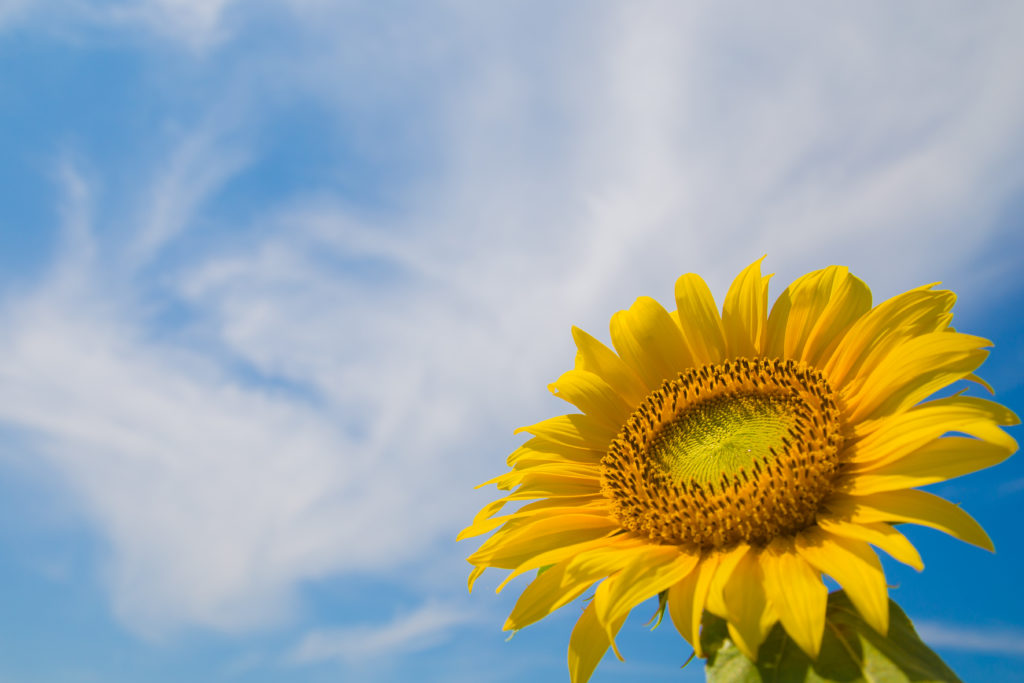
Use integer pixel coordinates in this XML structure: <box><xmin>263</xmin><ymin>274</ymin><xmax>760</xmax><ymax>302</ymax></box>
<box><xmin>0</xmin><ymin>2</ymin><xmax>1023</xmax><ymax>681</ymax></box>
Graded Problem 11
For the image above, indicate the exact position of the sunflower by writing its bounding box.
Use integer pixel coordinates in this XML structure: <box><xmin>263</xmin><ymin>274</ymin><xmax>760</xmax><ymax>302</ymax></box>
<box><xmin>460</xmin><ymin>258</ymin><xmax>1018</xmax><ymax>682</ymax></box>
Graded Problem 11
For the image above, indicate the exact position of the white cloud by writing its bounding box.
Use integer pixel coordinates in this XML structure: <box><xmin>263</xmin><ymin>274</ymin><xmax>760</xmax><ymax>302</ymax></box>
<box><xmin>1</xmin><ymin>1</ymin><xmax>1024</xmax><ymax>638</ymax></box>
<box><xmin>289</xmin><ymin>602</ymin><xmax>477</xmax><ymax>664</ymax></box>
<box><xmin>917</xmin><ymin>621</ymin><xmax>1024</xmax><ymax>658</ymax></box>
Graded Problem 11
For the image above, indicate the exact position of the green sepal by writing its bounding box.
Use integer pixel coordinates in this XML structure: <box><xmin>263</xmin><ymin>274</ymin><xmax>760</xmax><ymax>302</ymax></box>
<box><xmin>702</xmin><ymin>591</ymin><xmax>961</xmax><ymax>682</ymax></box>
<box><xmin>644</xmin><ymin>590</ymin><xmax>670</xmax><ymax>630</ymax></box>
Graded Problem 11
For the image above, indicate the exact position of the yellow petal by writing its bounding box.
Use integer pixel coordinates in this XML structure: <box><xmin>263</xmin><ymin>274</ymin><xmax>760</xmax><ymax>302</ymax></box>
<box><xmin>467</xmin><ymin>514</ymin><xmax>619</xmax><ymax>569</ymax></box>
<box><xmin>722</xmin><ymin>256</ymin><xmax>772</xmax><ymax>358</ymax></box>
<box><xmin>458</xmin><ymin>495</ymin><xmax>607</xmax><ymax>543</ymax></box>
<box><xmin>846</xmin><ymin>395</ymin><xmax>1019</xmax><ymax>467</ymax></box>
<box><xmin>704</xmin><ymin>544</ymin><xmax>751</xmax><ymax>618</ymax></box>
<box><xmin>796</xmin><ymin>529</ymin><xmax>889</xmax><ymax>636</ymax></box>
<box><xmin>467</xmin><ymin>565</ymin><xmax>486</xmax><ymax>592</ymax></box>
<box><xmin>594</xmin><ymin>546</ymin><xmax>699</xmax><ymax>642</ymax></box>
<box><xmin>513</xmin><ymin>472</ymin><xmax>602</xmax><ymax>497</ymax></box>
<box><xmin>843</xmin><ymin>332</ymin><xmax>990</xmax><ymax>423</ymax></box>
<box><xmin>548</xmin><ymin>369</ymin><xmax>633</xmax><ymax>430</ymax></box>
<box><xmin>721</xmin><ymin>549</ymin><xmax>775</xmax><ymax>660</ymax></box>
<box><xmin>610</xmin><ymin>296</ymin><xmax>693</xmax><ymax>390</ymax></box>
<box><xmin>572</xmin><ymin>326</ymin><xmax>649</xmax><ymax>406</ymax></box>
<box><xmin>837</xmin><ymin>436</ymin><xmax>1014</xmax><ymax>495</ymax></box>
<box><xmin>826</xmin><ymin>489</ymin><xmax>993</xmax><ymax>551</ymax></box>
<box><xmin>515</xmin><ymin>414</ymin><xmax>617</xmax><ymax>452</ymax></box>
<box><xmin>764</xmin><ymin>265</ymin><xmax>872</xmax><ymax>367</ymax></box>
<box><xmin>568</xmin><ymin>600</ymin><xmax>627</xmax><ymax>683</ymax></box>
<box><xmin>760</xmin><ymin>537</ymin><xmax>827</xmax><ymax>659</ymax></box>
<box><xmin>507</xmin><ymin>437</ymin><xmax>604</xmax><ymax>467</ymax></box>
<box><xmin>500</xmin><ymin>533</ymin><xmax>648</xmax><ymax>599</ymax></box>
<box><xmin>674</xmin><ymin>273</ymin><xmax>727</xmax><ymax>365</ymax></box>
<box><xmin>815</xmin><ymin>518</ymin><xmax>924</xmax><ymax>571</ymax></box>
<box><xmin>667</xmin><ymin>553</ymin><xmax>718</xmax><ymax>657</ymax></box>
<box><xmin>506</xmin><ymin>560</ymin><xmax>594</xmax><ymax>630</ymax></box>
<box><xmin>823</xmin><ymin>285</ymin><xmax>955</xmax><ymax>388</ymax></box>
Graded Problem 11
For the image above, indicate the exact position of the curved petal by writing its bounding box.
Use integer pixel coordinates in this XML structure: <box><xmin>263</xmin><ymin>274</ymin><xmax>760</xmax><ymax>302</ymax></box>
<box><xmin>721</xmin><ymin>549</ymin><xmax>775</xmax><ymax>661</ymax></box>
<box><xmin>667</xmin><ymin>553</ymin><xmax>718</xmax><ymax>657</ymax></box>
<box><xmin>503</xmin><ymin>535</ymin><xmax>648</xmax><ymax>628</ymax></box>
<box><xmin>722</xmin><ymin>256</ymin><xmax>772</xmax><ymax>358</ymax></box>
<box><xmin>467</xmin><ymin>514</ymin><xmax>620</xmax><ymax>569</ymax></box>
<box><xmin>815</xmin><ymin>518</ymin><xmax>923</xmax><ymax>571</ymax></box>
<box><xmin>515</xmin><ymin>414</ymin><xmax>617</xmax><ymax>451</ymax></box>
<box><xmin>568</xmin><ymin>600</ymin><xmax>627</xmax><ymax>683</ymax></box>
<box><xmin>764</xmin><ymin>266</ymin><xmax>872</xmax><ymax>367</ymax></box>
<box><xmin>842</xmin><ymin>332</ymin><xmax>990</xmax><ymax>423</ymax></box>
<box><xmin>760</xmin><ymin>537</ymin><xmax>827</xmax><ymax>659</ymax></box>
<box><xmin>594</xmin><ymin>546</ymin><xmax>699</xmax><ymax>642</ymax></box>
<box><xmin>572</xmin><ymin>326</ymin><xmax>649</xmax><ymax>406</ymax></box>
<box><xmin>796</xmin><ymin>529</ymin><xmax>889</xmax><ymax>636</ymax></box>
<box><xmin>822</xmin><ymin>285</ymin><xmax>955</xmax><ymax>388</ymax></box>
<box><xmin>674</xmin><ymin>273</ymin><xmax>727</xmax><ymax>365</ymax></box>
<box><xmin>501</xmin><ymin>475</ymin><xmax>602</xmax><ymax>500</ymax></box>
<box><xmin>837</xmin><ymin>436</ymin><xmax>1014</xmax><ymax>495</ymax></box>
<box><xmin>507</xmin><ymin>436</ymin><xmax>604</xmax><ymax>467</ymax></box>
<box><xmin>825</xmin><ymin>489</ymin><xmax>993</xmax><ymax>552</ymax></box>
<box><xmin>610</xmin><ymin>296</ymin><xmax>693</xmax><ymax>390</ymax></box>
<box><xmin>549</xmin><ymin>369</ymin><xmax>633</xmax><ymax>429</ymax></box>
<box><xmin>484</xmin><ymin>461</ymin><xmax>600</xmax><ymax>492</ymax></box>
<box><xmin>458</xmin><ymin>494</ymin><xmax>606</xmax><ymax>542</ymax></box>
<box><xmin>846</xmin><ymin>395</ymin><xmax>1019</xmax><ymax>466</ymax></box>
<box><xmin>704</xmin><ymin>544</ymin><xmax>751</xmax><ymax>618</ymax></box>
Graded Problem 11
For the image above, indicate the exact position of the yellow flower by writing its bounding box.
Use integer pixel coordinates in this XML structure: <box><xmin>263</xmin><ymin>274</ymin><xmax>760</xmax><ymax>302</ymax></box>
<box><xmin>460</xmin><ymin>258</ymin><xmax>1019</xmax><ymax>682</ymax></box>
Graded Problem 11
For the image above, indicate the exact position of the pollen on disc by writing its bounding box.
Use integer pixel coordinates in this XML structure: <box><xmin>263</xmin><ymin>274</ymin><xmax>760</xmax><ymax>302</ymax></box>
<box><xmin>600</xmin><ymin>358</ymin><xmax>842</xmax><ymax>549</ymax></box>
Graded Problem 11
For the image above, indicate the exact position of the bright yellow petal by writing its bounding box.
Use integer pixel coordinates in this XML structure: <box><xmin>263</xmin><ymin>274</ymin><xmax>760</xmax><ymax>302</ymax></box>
<box><xmin>514</xmin><ymin>470</ymin><xmax>602</xmax><ymax>495</ymax></box>
<box><xmin>843</xmin><ymin>332</ymin><xmax>990</xmax><ymax>423</ymax></box>
<box><xmin>822</xmin><ymin>285</ymin><xmax>955</xmax><ymax>387</ymax></box>
<box><xmin>571</xmin><ymin>326</ymin><xmax>649</xmax><ymax>406</ymax></box>
<box><xmin>796</xmin><ymin>529</ymin><xmax>889</xmax><ymax>636</ymax></box>
<box><xmin>826</xmin><ymin>489</ymin><xmax>993</xmax><ymax>551</ymax></box>
<box><xmin>846</xmin><ymin>395</ymin><xmax>1019</xmax><ymax>467</ymax></box>
<box><xmin>568</xmin><ymin>600</ymin><xmax>627</xmax><ymax>683</ymax></box>
<box><xmin>722</xmin><ymin>256</ymin><xmax>771</xmax><ymax>358</ymax></box>
<box><xmin>458</xmin><ymin>495</ymin><xmax>607</xmax><ymax>543</ymax></box>
<box><xmin>489</xmin><ymin>462</ymin><xmax>597</xmax><ymax>489</ymax></box>
<box><xmin>674</xmin><ymin>273</ymin><xmax>727</xmax><ymax>365</ymax></box>
<box><xmin>467</xmin><ymin>565</ymin><xmax>486</xmax><ymax>592</ymax></box>
<box><xmin>467</xmin><ymin>514</ymin><xmax>620</xmax><ymax>569</ymax></box>
<box><xmin>506</xmin><ymin>561</ymin><xmax>593</xmax><ymax>630</ymax></box>
<box><xmin>507</xmin><ymin>437</ymin><xmax>604</xmax><ymax>467</ymax></box>
<box><xmin>760</xmin><ymin>537</ymin><xmax>827</xmax><ymax>659</ymax></box>
<box><xmin>548</xmin><ymin>369</ymin><xmax>633</xmax><ymax>430</ymax></box>
<box><xmin>503</xmin><ymin>536</ymin><xmax>648</xmax><ymax>629</ymax></box>
<box><xmin>515</xmin><ymin>414</ymin><xmax>617</xmax><ymax>452</ymax></box>
<box><xmin>610</xmin><ymin>296</ymin><xmax>693</xmax><ymax>390</ymax></box>
<box><xmin>704</xmin><ymin>544</ymin><xmax>751</xmax><ymax>618</ymax></box>
<box><xmin>815</xmin><ymin>518</ymin><xmax>923</xmax><ymax>571</ymax></box>
<box><xmin>721</xmin><ymin>549</ymin><xmax>775</xmax><ymax>661</ymax></box>
<box><xmin>837</xmin><ymin>436</ymin><xmax>1014</xmax><ymax>496</ymax></box>
<box><xmin>594</xmin><ymin>546</ymin><xmax>699</xmax><ymax>642</ymax></box>
<box><xmin>667</xmin><ymin>553</ymin><xmax>719</xmax><ymax>657</ymax></box>
<box><xmin>764</xmin><ymin>265</ymin><xmax>872</xmax><ymax>367</ymax></box>
<box><xmin>499</xmin><ymin>533</ymin><xmax>646</xmax><ymax>597</ymax></box>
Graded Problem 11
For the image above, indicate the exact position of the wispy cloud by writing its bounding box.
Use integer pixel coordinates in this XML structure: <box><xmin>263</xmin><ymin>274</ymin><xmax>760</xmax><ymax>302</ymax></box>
<box><xmin>917</xmin><ymin>621</ymin><xmax>1024</xmax><ymax>658</ymax></box>
<box><xmin>289</xmin><ymin>602</ymin><xmax>478</xmax><ymax>664</ymax></box>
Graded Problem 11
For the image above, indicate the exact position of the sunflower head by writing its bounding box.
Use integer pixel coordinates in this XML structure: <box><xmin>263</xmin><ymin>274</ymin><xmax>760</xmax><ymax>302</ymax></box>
<box><xmin>461</xmin><ymin>259</ymin><xmax>1018</xmax><ymax>683</ymax></box>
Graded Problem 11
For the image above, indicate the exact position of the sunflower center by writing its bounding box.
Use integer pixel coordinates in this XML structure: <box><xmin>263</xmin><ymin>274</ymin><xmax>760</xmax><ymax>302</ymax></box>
<box><xmin>600</xmin><ymin>358</ymin><xmax>842</xmax><ymax>549</ymax></box>
<box><xmin>651</xmin><ymin>393</ymin><xmax>800</xmax><ymax>485</ymax></box>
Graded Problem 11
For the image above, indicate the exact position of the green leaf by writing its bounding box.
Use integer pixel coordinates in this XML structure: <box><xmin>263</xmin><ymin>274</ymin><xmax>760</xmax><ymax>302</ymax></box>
<box><xmin>702</xmin><ymin>591</ymin><xmax>961</xmax><ymax>682</ymax></box>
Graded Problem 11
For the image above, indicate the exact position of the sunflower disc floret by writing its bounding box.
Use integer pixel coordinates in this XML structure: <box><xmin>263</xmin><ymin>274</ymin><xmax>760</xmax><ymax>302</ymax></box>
<box><xmin>460</xmin><ymin>258</ymin><xmax>1018</xmax><ymax>683</ymax></box>
<box><xmin>603</xmin><ymin>357</ymin><xmax>842</xmax><ymax>548</ymax></box>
